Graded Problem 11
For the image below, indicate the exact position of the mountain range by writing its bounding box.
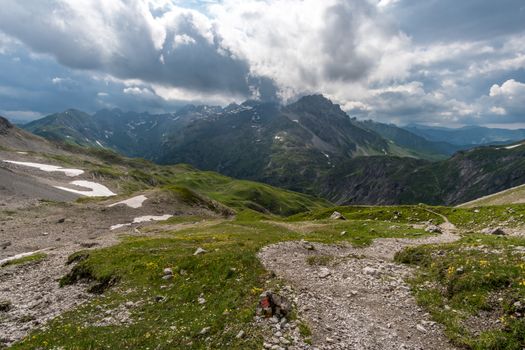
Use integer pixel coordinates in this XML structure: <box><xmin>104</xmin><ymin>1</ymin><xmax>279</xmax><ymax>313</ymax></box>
<box><xmin>21</xmin><ymin>95</ymin><xmax>525</xmax><ymax>206</ymax></box>
<box><xmin>404</xmin><ymin>124</ymin><xmax>525</xmax><ymax>145</ymax></box>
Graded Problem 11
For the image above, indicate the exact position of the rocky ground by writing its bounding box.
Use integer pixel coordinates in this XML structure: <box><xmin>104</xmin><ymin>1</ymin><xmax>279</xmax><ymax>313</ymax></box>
<box><xmin>258</xmin><ymin>218</ymin><xmax>460</xmax><ymax>350</ymax></box>
<box><xmin>0</xmin><ymin>191</ymin><xmax>222</xmax><ymax>347</ymax></box>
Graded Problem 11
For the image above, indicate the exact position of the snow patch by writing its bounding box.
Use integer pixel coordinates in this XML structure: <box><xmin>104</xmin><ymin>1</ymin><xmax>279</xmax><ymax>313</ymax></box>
<box><xmin>110</xmin><ymin>214</ymin><xmax>173</xmax><ymax>230</ymax></box>
<box><xmin>2</xmin><ymin>160</ymin><xmax>84</xmax><ymax>177</ymax></box>
<box><xmin>108</xmin><ymin>195</ymin><xmax>148</xmax><ymax>209</ymax></box>
<box><xmin>133</xmin><ymin>215</ymin><xmax>173</xmax><ymax>223</ymax></box>
<box><xmin>55</xmin><ymin>180</ymin><xmax>116</xmax><ymax>197</ymax></box>
<box><xmin>505</xmin><ymin>143</ymin><xmax>523</xmax><ymax>150</ymax></box>
<box><xmin>0</xmin><ymin>250</ymin><xmax>46</xmax><ymax>266</ymax></box>
<box><xmin>110</xmin><ymin>223</ymin><xmax>130</xmax><ymax>230</ymax></box>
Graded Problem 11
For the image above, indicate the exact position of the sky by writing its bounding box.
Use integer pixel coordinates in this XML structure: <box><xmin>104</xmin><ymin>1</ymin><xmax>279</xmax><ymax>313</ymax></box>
<box><xmin>0</xmin><ymin>0</ymin><xmax>524</xmax><ymax>128</ymax></box>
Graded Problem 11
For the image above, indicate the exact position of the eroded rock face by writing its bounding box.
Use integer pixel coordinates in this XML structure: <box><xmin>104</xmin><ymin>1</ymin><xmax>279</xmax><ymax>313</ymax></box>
<box><xmin>0</xmin><ymin>117</ymin><xmax>13</xmax><ymax>135</ymax></box>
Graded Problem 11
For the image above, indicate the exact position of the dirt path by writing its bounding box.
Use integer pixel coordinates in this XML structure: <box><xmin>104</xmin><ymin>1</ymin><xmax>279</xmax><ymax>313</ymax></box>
<box><xmin>258</xmin><ymin>218</ymin><xmax>460</xmax><ymax>350</ymax></box>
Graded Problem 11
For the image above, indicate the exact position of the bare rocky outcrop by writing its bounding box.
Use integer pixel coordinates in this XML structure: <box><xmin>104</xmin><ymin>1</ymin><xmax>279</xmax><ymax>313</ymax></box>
<box><xmin>0</xmin><ymin>116</ymin><xmax>13</xmax><ymax>135</ymax></box>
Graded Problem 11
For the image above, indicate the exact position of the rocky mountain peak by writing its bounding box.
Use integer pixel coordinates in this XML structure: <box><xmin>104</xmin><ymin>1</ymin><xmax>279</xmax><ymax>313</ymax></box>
<box><xmin>288</xmin><ymin>94</ymin><xmax>337</xmax><ymax>112</ymax></box>
<box><xmin>0</xmin><ymin>116</ymin><xmax>13</xmax><ymax>135</ymax></box>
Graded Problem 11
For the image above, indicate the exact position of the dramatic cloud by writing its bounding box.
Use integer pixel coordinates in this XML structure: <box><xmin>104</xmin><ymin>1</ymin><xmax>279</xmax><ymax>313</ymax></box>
<box><xmin>0</xmin><ymin>0</ymin><xmax>523</xmax><ymax>127</ymax></box>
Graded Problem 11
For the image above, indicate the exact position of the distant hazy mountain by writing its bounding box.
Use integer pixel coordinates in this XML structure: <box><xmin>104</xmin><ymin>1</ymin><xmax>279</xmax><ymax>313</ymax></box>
<box><xmin>404</xmin><ymin>124</ymin><xmax>525</xmax><ymax>145</ymax></box>
<box><xmin>355</xmin><ymin>120</ymin><xmax>464</xmax><ymax>160</ymax></box>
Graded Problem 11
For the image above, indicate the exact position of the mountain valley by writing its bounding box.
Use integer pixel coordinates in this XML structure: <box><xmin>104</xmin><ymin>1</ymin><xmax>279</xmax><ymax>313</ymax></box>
<box><xmin>22</xmin><ymin>96</ymin><xmax>525</xmax><ymax>206</ymax></box>
<box><xmin>1</xmin><ymin>114</ymin><xmax>525</xmax><ymax>349</ymax></box>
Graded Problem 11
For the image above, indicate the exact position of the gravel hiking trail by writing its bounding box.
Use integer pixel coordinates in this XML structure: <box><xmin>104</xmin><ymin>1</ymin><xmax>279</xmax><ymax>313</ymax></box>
<box><xmin>259</xmin><ymin>212</ymin><xmax>460</xmax><ymax>350</ymax></box>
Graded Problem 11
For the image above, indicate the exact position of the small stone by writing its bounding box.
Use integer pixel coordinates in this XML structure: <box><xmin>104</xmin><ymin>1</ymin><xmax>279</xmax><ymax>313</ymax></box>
<box><xmin>0</xmin><ymin>300</ymin><xmax>12</xmax><ymax>312</ymax></box>
<box><xmin>416</xmin><ymin>324</ymin><xmax>427</xmax><ymax>333</ymax></box>
<box><xmin>425</xmin><ymin>225</ymin><xmax>442</xmax><ymax>233</ymax></box>
<box><xmin>235</xmin><ymin>330</ymin><xmax>245</xmax><ymax>339</ymax></box>
<box><xmin>194</xmin><ymin>247</ymin><xmax>207</xmax><ymax>255</ymax></box>
<box><xmin>330</xmin><ymin>211</ymin><xmax>346</xmax><ymax>220</ymax></box>
<box><xmin>340</xmin><ymin>231</ymin><xmax>347</xmax><ymax>236</ymax></box>
<box><xmin>363</xmin><ymin>266</ymin><xmax>378</xmax><ymax>276</ymax></box>
<box><xmin>163</xmin><ymin>268</ymin><xmax>173</xmax><ymax>275</ymax></box>
<box><xmin>198</xmin><ymin>297</ymin><xmax>206</xmax><ymax>305</ymax></box>
<box><xmin>199</xmin><ymin>327</ymin><xmax>210</xmax><ymax>335</ymax></box>
<box><xmin>42</xmin><ymin>232</ymin><xmax>49</xmax><ymax>236</ymax></box>
<box><xmin>319</xmin><ymin>267</ymin><xmax>331</xmax><ymax>278</ymax></box>
<box><xmin>162</xmin><ymin>275</ymin><xmax>173</xmax><ymax>281</ymax></box>
<box><xmin>57</xmin><ymin>218</ymin><xmax>65</xmax><ymax>223</ymax></box>
<box><xmin>279</xmin><ymin>337</ymin><xmax>290</xmax><ymax>345</ymax></box>
<box><xmin>301</xmin><ymin>240</ymin><xmax>315</xmax><ymax>250</ymax></box>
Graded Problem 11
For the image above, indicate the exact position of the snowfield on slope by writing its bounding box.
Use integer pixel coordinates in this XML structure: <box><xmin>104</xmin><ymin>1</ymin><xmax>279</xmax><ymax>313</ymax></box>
<box><xmin>2</xmin><ymin>160</ymin><xmax>84</xmax><ymax>177</ymax></box>
<box><xmin>108</xmin><ymin>195</ymin><xmax>148</xmax><ymax>209</ymax></box>
<box><xmin>55</xmin><ymin>180</ymin><xmax>116</xmax><ymax>197</ymax></box>
<box><xmin>110</xmin><ymin>214</ymin><xmax>173</xmax><ymax>230</ymax></box>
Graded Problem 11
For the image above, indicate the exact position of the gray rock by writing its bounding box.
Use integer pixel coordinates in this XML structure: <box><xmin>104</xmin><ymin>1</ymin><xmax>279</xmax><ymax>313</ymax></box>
<box><xmin>330</xmin><ymin>211</ymin><xmax>346</xmax><ymax>220</ymax></box>
<box><xmin>416</xmin><ymin>324</ymin><xmax>427</xmax><ymax>333</ymax></box>
<box><xmin>319</xmin><ymin>267</ymin><xmax>331</xmax><ymax>278</ymax></box>
<box><xmin>236</xmin><ymin>330</ymin><xmax>245</xmax><ymax>339</ymax></box>
<box><xmin>425</xmin><ymin>225</ymin><xmax>442</xmax><ymax>233</ymax></box>
<box><xmin>301</xmin><ymin>240</ymin><xmax>315</xmax><ymax>250</ymax></box>
<box><xmin>199</xmin><ymin>327</ymin><xmax>210</xmax><ymax>335</ymax></box>
<box><xmin>194</xmin><ymin>247</ymin><xmax>207</xmax><ymax>255</ymax></box>
<box><xmin>163</xmin><ymin>268</ymin><xmax>173</xmax><ymax>276</ymax></box>
<box><xmin>481</xmin><ymin>227</ymin><xmax>506</xmax><ymax>235</ymax></box>
<box><xmin>0</xmin><ymin>300</ymin><xmax>12</xmax><ymax>312</ymax></box>
<box><xmin>363</xmin><ymin>266</ymin><xmax>378</xmax><ymax>276</ymax></box>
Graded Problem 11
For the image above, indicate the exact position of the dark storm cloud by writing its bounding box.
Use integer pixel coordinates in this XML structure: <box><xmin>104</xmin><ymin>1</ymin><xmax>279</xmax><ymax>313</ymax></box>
<box><xmin>0</xmin><ymin>0</ymin><xmax>254</xmax><ymax>97</ymax></box>
<box><xmin>390</xmin><ymin>0</ymin><xmax>525</xmax><ymax>43</ymax></box>
<box><xmin>0</xmin><ymin>0</ymin><xmax>524</xmax><ymax>127</ymax></box>
<box><xmin>321</xmin><ymin>1</ymin><xmax>376</xmax><ymax>82</ymax></box>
